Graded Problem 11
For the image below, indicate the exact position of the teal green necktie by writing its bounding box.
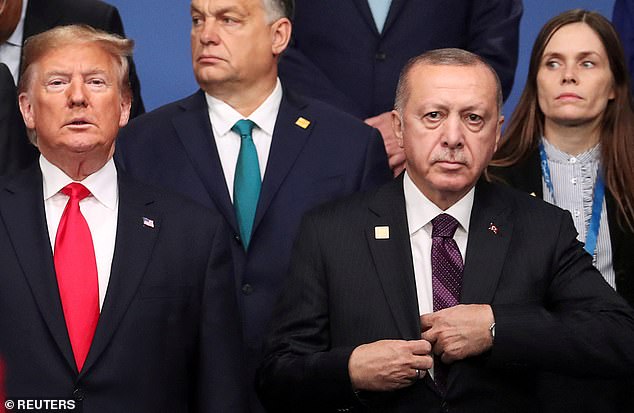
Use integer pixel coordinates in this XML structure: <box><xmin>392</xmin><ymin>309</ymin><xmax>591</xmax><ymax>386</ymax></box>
<box><xmin>232</xmin><ymin>119</ymin><xmax>260</xmax><ymax>249</ymax></box>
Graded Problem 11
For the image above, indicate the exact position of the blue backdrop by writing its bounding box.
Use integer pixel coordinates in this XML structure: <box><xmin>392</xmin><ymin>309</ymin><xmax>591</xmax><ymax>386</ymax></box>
<box><xmin>108</xmin><ymin>0</ymin><xmax>616</xmax><ymax>120</ymax></box>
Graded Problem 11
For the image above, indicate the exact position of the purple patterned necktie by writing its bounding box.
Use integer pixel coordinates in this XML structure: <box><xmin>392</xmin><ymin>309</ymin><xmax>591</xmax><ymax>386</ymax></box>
<box><xmin>431</xmin><ymin>213</ymin><xmax>464</xmax><ymax>393</ymax></box>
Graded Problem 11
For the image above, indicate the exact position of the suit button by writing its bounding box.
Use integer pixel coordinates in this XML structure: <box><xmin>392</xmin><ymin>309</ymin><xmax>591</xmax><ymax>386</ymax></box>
<box><xmin>375</xmin><ymin>51</ymin><xmax>387</xmax><ymax>61</ymax></box>
<box><xmin>241</xmin><ymin>283</ymin><xmax>253</xmax><ymax>295</ymax></box>
<box><xmin>72</xmin><ymin>388</ymin><xmax>85</xmax><ymax>401</ymax></box>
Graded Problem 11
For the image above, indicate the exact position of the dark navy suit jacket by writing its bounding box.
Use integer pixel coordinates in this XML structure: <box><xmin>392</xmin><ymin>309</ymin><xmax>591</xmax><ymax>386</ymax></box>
<box><xmin>0</xmin><ymin>164</ymin><xmax>247</xmax><ymax>412</ymax></box>
<box><xmin>279</xmin><ymin>0</ymin><xmax>523</xmax><ymax>118</ymax></box>
<box><xmin>115</xmin><ymin>88</ymin><xmax>392</xmax><ymax>410</ymax></box>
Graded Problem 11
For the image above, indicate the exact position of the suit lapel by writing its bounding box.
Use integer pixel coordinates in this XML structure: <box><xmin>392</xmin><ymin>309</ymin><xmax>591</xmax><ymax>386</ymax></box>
<box><xmin>461</xmin><ymin>181</ymin><xmax>513</xmax><ymax>304</ymax></box>
<box><xmin>171</xmin><ymin>91</ymin><xmax>238</xmax><ymax>233</ymax></box>
<box><xmin>352</xmin><ymin>0</ymin><xmax>382</xmax><ymax>35</ymax></box>
<box><xmin>0</xmin><ymin>164</ymin><xmax>77</xmax><ymax>372</ymax></box>
<box><xmin>80</xmin><ymin>173</ymin><xmax>160</xmax><ymax>376</ymax></box>
<box><xmin>382</xmin><ymin>0</ymin><xmax>407</xmax><ymax>35</ymax></box>
<box><xmin>365</xmin><ymin>178</ymin><xmax>421</xmax><ymax>339</ymax></box>
<box><xmin>251</xmin><ymin>90</ymin><xmax>312</xmax><ymax>236</ymax></box>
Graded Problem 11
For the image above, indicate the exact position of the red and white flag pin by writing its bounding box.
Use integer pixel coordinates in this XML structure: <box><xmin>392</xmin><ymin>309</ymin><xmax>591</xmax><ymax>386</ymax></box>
<box><xmin>488</xmin><ymin>222</ymin><xmax>499</xmax><ymax>235</ymax></box>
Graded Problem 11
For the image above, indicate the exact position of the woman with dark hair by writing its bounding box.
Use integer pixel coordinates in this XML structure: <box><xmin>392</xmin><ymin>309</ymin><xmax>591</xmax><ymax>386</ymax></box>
<box><xmin>489</xmin><ymin>9</ymin><xmax>634</xmax><ymax>412</ymax></box>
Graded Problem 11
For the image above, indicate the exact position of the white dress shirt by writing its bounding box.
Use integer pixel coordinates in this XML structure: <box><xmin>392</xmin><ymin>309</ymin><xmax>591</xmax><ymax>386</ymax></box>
<box><xmin>41</xmin><ymin>155</ymin><xmax>118</xmax><ymax>310</ymax></box>
<box><xmin>403</xmin><ymin>171</ymin><xmax>474</xmax><ymax>316</ymax></box>
<box><xmin>205</xmin><ymin>78</ymin><xmax>282</xmax><ymax>202</ymax></box>
<box><xmin>0</xmin><ymin>0</ymin><xmax>28</xmax><ymax>85</ymax></box>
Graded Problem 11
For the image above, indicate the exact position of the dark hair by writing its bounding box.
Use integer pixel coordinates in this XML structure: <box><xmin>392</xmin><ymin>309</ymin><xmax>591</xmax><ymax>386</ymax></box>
<box><xmin>491</xmin><ymin>9</ymin><xmax>634</xmax><ymax>230</ymax></box>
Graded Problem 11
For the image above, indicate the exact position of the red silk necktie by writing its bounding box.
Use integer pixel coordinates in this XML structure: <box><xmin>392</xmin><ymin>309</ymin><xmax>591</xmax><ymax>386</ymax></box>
<box><xmin>54</xmin><ymin>183</ymin><xmax>99</xmax><ymax>371</ymax></box>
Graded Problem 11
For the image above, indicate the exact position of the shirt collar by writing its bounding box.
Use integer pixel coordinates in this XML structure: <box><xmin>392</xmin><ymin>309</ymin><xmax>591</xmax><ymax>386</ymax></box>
<box><xmin>5</xmin><ymin>0</ymin><xmax>28</xmax><ymax>47</ymax></box>
<box><xmin>403</xmin><ymin>171</ymin><xmax>474</xmax><ymax>236</ymax></box>
<box><xmin>541</xmin><ymin>136</ymin><xmax>600</xmax><ymax>164</ymax></box>
<box><xmin>205</xmin><ymin>77</ymin><xmax>282</xmax><ymax>137</ymax></box>
<box><xmin>40</xmin><ymin>155</ymin><xmax>118</xmax><ymax>210</ymax></box>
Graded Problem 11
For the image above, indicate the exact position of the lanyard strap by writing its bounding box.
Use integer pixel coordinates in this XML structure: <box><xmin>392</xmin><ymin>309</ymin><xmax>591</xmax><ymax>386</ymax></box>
<box><xmin>538</xmin><ymin>142</ymin><xmax>604</xmax><ymax>256</ymax></box>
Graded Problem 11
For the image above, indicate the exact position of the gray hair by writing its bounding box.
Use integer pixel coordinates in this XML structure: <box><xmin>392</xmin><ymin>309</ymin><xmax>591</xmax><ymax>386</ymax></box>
<box><xmin>263</xmin><ymin>0</ymin><xmax>293</xmax><ymax>22</ymax></box>
<box><xmin>394</xmin><ymin>48</ymin><xmax>503</xmax><ymax>114</ymax></box>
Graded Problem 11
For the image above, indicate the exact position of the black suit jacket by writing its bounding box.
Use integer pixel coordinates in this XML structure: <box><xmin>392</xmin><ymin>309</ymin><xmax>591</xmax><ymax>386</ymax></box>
<box><xmin>0</xmin><ymin>63</ymin><xmax>36</xmax><ymax>175</ymax></box>
<box><xmin>279</xmin><ymin>0</ymin><xmax>522</xmax><ymax>118</ymax></box>
<box><xmin>23</xmin><ymin>0</ymin><xmax>144</xmax><ymax>118</ymax></box>
<box><xmin>489</xmin><ymin>152</ymin><xmax>634</xmax><ymax>412</ymax></box>
<box><xmin>0</xmin><ymin>164</ymin><xmax>247</xmax><ymax>412</ymax></box>
<box><xmin>115</xmin><ymin>88</ymin><xmax>392</xmax><ymax>411</ymax></box>
<box><xmin>257</xmin><ymin>177</ymin><xmax>634</xmax><ymax>413</ymax></box>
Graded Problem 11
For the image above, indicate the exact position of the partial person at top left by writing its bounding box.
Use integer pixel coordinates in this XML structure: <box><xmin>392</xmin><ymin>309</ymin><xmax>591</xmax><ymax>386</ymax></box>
<box><xmin>0</xmin><ymin>0</ymin><xmax>144</xmax><ymax>175</ymax></box>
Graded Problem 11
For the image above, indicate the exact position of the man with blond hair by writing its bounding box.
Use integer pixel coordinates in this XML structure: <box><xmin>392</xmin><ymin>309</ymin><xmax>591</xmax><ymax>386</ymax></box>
<box><xmin>0</xmin><ymin>25</ymin><xmax>246</xmax><ymax>412</ymax></box>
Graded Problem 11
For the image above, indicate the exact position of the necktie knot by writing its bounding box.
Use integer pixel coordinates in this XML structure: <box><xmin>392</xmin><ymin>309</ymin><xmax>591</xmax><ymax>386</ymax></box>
<box><xmin>431</xmin><ymin>213</ymin><xmax>459</xmax><ymax>238</ymax></box>
<box><xmin>61</xmin><ymin>183</ymin><xmax>91</xmax><ymax>202</ymax></box>
<box><xmin>232</xmin><ymin>119</ymin><xmax>256</xmax><ymax>139</ymax></box>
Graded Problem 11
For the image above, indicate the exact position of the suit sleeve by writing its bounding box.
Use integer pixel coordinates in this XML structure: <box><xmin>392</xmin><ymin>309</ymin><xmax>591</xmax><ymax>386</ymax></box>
<box><xmin>468</xmin><ymin>0</ymin><xmax>523</xmax><ymax>101</ymax></box>
<box><xmin>488</xmin><ymin>209</ymin><xmax>634</xmax><ymax>377</ymax></box>
<box><xmin>256</xmin><ymin>213</ymin><xmax>359</xmax><ymax>412</ymax></box>
<box><xmin>613</xmin><ymin>0</ymin><xmax>634</xmax><ymax>96</ymax></box>
<box><xmin>360</xmin><ymin>128</ymin><xmax>393</xmax><ymax>191</ymax></box>
<box><xmin>102</xmin><ymin>5</ymin><xmax>145</xmax><ymax>118</ymax></box>
<box><xmin>0</xmin><ymin>63</ymin><xmax>38</xmax><ymax>175</ymax></box>
<box><xmin>197</xmin><ymin>218</ymin><xmax>249</xmax><ymax>413</ymax></box>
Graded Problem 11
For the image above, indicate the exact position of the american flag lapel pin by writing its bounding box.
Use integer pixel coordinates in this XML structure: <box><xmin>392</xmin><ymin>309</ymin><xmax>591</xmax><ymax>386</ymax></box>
<box><xmin>142</xmin><ymin>217</ymin><xmax>155</xmax><ymax>228</ymax></box>
<box><xmin>488</xmin><ymin>222</ymin><xmax>499</xmax><ymax>235</ymax></box>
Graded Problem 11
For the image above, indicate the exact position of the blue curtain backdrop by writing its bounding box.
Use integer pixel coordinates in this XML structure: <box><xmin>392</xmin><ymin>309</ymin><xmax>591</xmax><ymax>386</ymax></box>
<box><xmin>108</xmin><ymin>0</ymin><xmax>616</xmax><ymax>119</ymax></box>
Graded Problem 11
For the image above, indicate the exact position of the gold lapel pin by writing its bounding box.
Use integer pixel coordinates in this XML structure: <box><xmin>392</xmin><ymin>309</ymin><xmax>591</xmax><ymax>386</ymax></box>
<box><xmin>530</xmin><ymin>192</ymin><xmax>537</xmax><ymax>197</ymax></box>
<box><xmin>374</xmin><ymin>226</ymin><xmax>390</xmax><ymax>240</ymax></box>
<box><xmin>295</xmin><ymin>117</ymin><xmax>311</xmax><ymax>129</ymax></box>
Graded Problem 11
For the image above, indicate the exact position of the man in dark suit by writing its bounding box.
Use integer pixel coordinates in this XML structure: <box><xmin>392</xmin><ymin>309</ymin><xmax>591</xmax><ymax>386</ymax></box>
<box><xmin>257</xmin><ymin>49</ymin><xmax>634</xmax><ymax>412</ymax></box>
<box><xmin>0</xmin><ymin>0</ymin><xmax>144</xmax><ymax>175</ymax></box>
<box><xmin>115</xmin><ymin>0</ymin><xmax>391</xmax><ymax>410</ymax></box>
<box><xmin>279</xmin><ymin>0</ymin><xmax>523</xmax><ymax>174</ymax></box>
<box><xmin>0</xmin><ymin>25</ymin><xmax>246</xmax><ymax>412</ymax></box>
<box><xmin>0</xmin><ymin>63</ymin><xmax>35</xmax><ymax>175</ymax></box>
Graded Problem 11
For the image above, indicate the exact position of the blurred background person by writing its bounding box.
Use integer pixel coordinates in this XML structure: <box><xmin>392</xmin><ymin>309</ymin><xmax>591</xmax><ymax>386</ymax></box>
<box><xmin>613</xmin><ymin>0</ymin><xmax>634</xmax><ymax>95</ymax></box>
<box><xmin>489</xmin><ymin>9</ymin><xmax>634</xmax><ymax>412</ymax></box>
<box><xmin>278</xmin><ymin>0</ymin><xmax>523</xmax><ymax>175</ymax></box>
<box><xmin>0</xmin><ymin>62</ymin><xmax>31</xmax><ymax>175</ymax></box>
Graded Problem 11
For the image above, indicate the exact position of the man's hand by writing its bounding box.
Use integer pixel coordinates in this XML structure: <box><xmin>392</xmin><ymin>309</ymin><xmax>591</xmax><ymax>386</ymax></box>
<box><xmin>365</xmin><ymin>112</ymin><xmax>405</xmax><ymax>176</ymax></box>
<box><xmin>420</xmin><ymin>304</ymin><xmax>494</xmax><ymax>363</ymax></box>
<box><xmin>348</xmin><ymin>339</ymin><xmax>433</xmax><ymax>392</ymax></box>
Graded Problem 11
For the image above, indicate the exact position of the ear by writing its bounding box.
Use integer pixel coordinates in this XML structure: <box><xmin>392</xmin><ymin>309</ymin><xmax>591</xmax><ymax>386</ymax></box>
<box><xmin>118</xmin><ymin>94</ymin><xmax>132</xmax><ymax>128</ymax></box>
<box><xmin>391</xmin><ymin>110</ymin><xmax>404</xmax><ymax>148</ymax></box>
<box><xmin>18</xmin><ymin>92</ymin><xmax>36</xmax><ymax>130</ymax></box>
<box><xmin>494</xmin><ymin>115</ymin><xmax>504</xmax><ymax>152</ymax></box>
<box><xmin>270</xmin><ymin>17</ymin><xmax>291</xmax><ymax>56</ymax></box>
